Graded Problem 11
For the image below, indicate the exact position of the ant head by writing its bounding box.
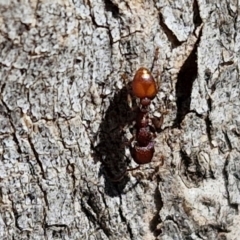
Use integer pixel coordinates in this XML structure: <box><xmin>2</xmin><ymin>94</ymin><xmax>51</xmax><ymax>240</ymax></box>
<box><xmin>132</xmin><ymin>68</ymin><xmax>158</xmax><ymax>100</ymax></box>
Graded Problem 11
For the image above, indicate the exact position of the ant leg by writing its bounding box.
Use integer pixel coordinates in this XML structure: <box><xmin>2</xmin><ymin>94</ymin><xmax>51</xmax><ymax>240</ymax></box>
<box><xmin>126</xmin><ymin>165</ymin><xmax>140</xmax><ymax>172</ymax></box>
<box><xmin>151</xmin><ymin>114</ymin><xmax>164</xmax><ymax>131</ymax></box>
<box><xmin>159</xmin><ymin>155</ymin><xmax>164</xmax><ymax>166</ymax></box>
<box><xmin>151</xmin><ymin>47</ymin><xmax>160</xmax><ymax>73</ymax></box>
<box><xmin>122</xmin><ymin>135</ymin><xmax>134</xmax><ymax>148</ymax></box>
<box><xmin>110</xmin><ymin>169</ymin><xmax>127</xmax><ymax>182</ymax></box>
<box><xmin>110</xmin><ymin>165</ymin><xmax>140</xmax><ymax>182</ymax></box>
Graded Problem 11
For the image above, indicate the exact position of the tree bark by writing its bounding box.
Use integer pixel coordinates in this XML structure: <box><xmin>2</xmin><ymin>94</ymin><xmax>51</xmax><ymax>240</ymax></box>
<box><xmin>0</xmin><ymin>0</ymin><xmax>239</xmax><ymax>239</ymax></box>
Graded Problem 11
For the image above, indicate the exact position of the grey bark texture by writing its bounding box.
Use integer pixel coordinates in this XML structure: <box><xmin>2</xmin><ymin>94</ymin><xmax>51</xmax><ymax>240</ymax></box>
<box><xmin>0</xmin><ymin>0</ymin><xmax>239</xmax><ymax>239</ymax></box>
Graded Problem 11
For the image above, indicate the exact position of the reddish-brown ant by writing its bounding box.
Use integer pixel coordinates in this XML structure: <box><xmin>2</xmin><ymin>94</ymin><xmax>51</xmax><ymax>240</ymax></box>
<box><xmin>112</xmin><ymin>67</ymin><xmax>158</xmax><ymax>181</ymax></box>
<box><xmin>131</xmin><ymin>67</ymin><xmax>157</xmax><ymax>162</ymax></box>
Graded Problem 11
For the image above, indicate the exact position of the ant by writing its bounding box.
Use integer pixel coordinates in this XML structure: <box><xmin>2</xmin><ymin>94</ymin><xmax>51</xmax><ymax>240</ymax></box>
<box><xmin>112</xmin><ymin>67</ymin><xmax>158</xmax><ymax>181</ymax></box>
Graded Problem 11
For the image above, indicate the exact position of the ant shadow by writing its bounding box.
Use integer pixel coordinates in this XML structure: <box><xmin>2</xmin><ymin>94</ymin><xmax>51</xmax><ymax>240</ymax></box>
<box><xmin>93</xmin><ymin>85</ymin><xmax>138</xmax><ymax>196</ymax></box>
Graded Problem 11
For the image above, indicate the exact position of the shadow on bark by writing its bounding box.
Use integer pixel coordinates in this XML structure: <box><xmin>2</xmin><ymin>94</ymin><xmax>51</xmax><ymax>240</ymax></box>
<box><xmin>149</xmin><ymin>186</ymin><xmax>163</xmax><ymax>236</ymax></box>
<box><xmin>174</xmin><ymin>3</ymin><xmax>202</xmax><ymax>126</ymax></box>
<box><xmin>93</xmin><ymin>85</ymin><xmax>137</xmax><ymax>196</ymax></box>
<box><xmin>174</xmin><ymin>32</ymin><xmax>202</xmax><ymax>127</ymax></box>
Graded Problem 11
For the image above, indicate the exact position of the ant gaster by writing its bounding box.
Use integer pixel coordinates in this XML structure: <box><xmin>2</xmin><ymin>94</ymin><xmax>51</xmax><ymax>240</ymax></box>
<box><xmin>113</xmin><ymin>67</ymin><xmax>158</xmax><ymax>181</ymax></box>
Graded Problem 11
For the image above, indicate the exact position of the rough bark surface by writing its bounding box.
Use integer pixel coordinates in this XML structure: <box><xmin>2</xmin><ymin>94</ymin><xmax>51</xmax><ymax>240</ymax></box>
<box><xmin>0</xmin><ymin>0</ymin><xmax>239</xmax><ymax>239</ymax></box>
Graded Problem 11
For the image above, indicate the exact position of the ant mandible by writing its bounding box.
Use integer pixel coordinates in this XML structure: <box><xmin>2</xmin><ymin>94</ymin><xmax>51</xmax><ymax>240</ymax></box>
<box><xmin>112</xmin><ymin>67</ymin><xmax>158</xmax><ymax>181</ymax></box>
